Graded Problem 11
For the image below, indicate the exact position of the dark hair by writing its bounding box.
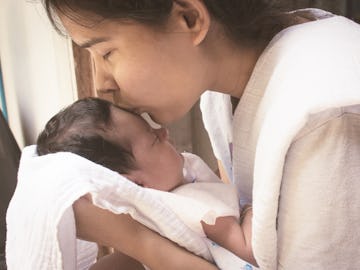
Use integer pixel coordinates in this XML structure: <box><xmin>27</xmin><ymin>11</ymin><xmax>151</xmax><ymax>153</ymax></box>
<box><xmin>36</xmin><ymin>97</ymin><xmax>136</xmax><ymax>174</ymax></box>
<box><xmin>43</xmin><ymin>0</ymin><xmax>293</xmax><ymax>45</ymax></box>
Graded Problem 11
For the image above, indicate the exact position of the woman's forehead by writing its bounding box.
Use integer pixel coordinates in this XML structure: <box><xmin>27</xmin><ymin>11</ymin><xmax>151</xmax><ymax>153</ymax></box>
<box><xmin>58</xmin><ymin>10</ymin><xmax>162</xmax><ymax>46</ymax></box>
<box><xmin>58</xmin><ymin>13</ymin><xmax>109</xmax><ymax>43</ymax></box>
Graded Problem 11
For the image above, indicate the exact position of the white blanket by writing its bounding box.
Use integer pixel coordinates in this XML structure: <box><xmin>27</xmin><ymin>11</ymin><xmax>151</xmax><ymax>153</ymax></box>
<box><xmin>6</xmin><ymin>148</ymin><xmax>254</xmax><ymax>270</ymax></box>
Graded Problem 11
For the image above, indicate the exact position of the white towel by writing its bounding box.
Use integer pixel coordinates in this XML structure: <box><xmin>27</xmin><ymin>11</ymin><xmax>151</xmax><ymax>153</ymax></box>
<box><xmin>243</xmin><ymin>15</ymin><xmax>360</xmax><ymax>269</ymax></box>
<box><xmin>6</xmin><ymin>148</ymin><xmax>254</xmax><ymax>270</ymax></box>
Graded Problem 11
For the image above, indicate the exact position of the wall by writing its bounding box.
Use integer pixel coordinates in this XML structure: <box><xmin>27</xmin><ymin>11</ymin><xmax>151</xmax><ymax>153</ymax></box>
<box><xmin>0</xmin><ymin>0</ymin><xmax>77</xmax><ymax>148</ymax></box>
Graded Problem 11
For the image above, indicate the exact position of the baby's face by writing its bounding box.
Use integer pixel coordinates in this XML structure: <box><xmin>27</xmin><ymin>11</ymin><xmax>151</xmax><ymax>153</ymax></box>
<box><xmin>109</xmin><ymin>106</ymin><xmax>184</xmax><ymax>191</ymax></box>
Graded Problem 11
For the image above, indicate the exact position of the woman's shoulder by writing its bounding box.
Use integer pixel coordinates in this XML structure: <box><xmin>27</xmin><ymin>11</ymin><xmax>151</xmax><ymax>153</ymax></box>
<box><xmin>269</xmin><ymin>9</ymin><xmax>360</xmax><ymax>53</ymax></box>
<box><xmin>288</xmin><ymin>8</ymin><xmax>334</xmax><ymax>21</ymax></box>
<box><xmin>294</xmin><ymin>105</ymin><xmax>360</xmax><ymax>142</ymax></box>
<box><xmin>257</xmin><ymin>10</ymin><xmax>360</xmax><ymax>81</ymax></box>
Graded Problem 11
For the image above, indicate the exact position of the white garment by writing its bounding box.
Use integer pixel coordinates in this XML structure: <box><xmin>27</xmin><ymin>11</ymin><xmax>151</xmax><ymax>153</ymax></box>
<box><xmin>183</xmin><ymin>153</ymin><xmax>258</xmax><ymax>270</ymax></box>
<box><xmin>201</xmin><ymin>9</ymin><xmax>360</xmax><ymax>270</ymax></box>
<box><xmin>200</xmin><ymin>92</ymin><xmax>234</xmax><ymax>183</ymax></box>
<box><xmin>200</xmin><ymin>8</ymin><xmax>335</xmax><ymax>205</ymax></box>
<box><xmin>6</xmin><ymin>148</ymin><xmax>253</xmax><ymax>270</ymax></box>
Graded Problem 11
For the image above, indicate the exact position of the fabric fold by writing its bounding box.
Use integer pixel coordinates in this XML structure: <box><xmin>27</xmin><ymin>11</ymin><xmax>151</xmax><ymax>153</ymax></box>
<box><xmin>6</xmin><ymin>148</ymin><xmax>253</xmax><ymax>270</ymax></box>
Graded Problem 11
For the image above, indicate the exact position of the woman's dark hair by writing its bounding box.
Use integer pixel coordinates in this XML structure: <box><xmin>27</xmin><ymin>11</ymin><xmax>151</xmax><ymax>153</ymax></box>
<box><xmin>36</xmin><ymin>97</ymin><xmax>136</xmax><ymax>174</ymax></box>
<box><xmin>43</xmin><ymin>0</ymin><xmax>293</xmax><ymax>45</ymax></box>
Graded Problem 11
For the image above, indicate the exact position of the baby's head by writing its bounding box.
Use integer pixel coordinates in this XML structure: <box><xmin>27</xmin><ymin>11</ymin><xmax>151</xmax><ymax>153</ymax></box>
<box><xmin>37</xmin><ymin>98</ymin><xmax>184</xmax><ymax>191</ymax></box>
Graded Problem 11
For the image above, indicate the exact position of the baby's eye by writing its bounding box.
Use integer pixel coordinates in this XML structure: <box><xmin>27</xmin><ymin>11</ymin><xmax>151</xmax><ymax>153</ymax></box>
<box><xmin>152</xmin><ymin>134</ymin><xmax>159</xmax><ymax>146</ymax></box>
<box><xmin>102</xmin><ymin>51</ymin><xmax>112</xmax><ymax>60</ymax></box>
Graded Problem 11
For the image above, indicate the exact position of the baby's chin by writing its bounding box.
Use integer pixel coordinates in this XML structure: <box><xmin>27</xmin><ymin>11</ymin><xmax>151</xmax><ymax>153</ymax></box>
<box><xmin>169</xmin><ymin>177</ymin><xmax>186</xmax><ymax>192</ymax></box>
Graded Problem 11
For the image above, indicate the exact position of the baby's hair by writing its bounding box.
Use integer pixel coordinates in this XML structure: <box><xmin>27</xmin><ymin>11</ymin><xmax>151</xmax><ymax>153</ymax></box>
<box><xmin>36</xmin><ymin>97</ymin><xmax>136</xmax><ymax>174</ymax></box>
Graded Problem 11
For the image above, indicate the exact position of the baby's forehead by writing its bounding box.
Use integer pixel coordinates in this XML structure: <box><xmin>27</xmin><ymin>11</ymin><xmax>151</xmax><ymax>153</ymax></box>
<box><xmin>110</xmin><ymin>105</ymin><xmax>150</xmax><ymax>129</ymax></box>
<box><xmin>106</xmin><ymin>106</ymin><xmax>149</xmax><ymax>149</ymax></box>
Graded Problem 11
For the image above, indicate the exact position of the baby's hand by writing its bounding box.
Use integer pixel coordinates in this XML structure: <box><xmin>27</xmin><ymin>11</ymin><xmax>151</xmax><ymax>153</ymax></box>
<box><xmin>201</xmin><ymin>216</ymin><xmax>239</xmax><ymax>241</ymax></box>
<box><xmin>201</xmin><ymin>206</ymin><xmax>257</xmax><ymax>267</ymax></box>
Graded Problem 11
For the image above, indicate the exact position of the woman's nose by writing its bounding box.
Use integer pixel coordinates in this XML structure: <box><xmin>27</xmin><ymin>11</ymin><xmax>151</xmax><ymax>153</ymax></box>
<box><xmin>92</xmin><ymin>55</ymin><xmax>119</xmax><ymax>96</ymax></box>
<box><xmin>154</xmin><ymin>127</ymin><xmax>169</xmax><ymax>142</ymax></box>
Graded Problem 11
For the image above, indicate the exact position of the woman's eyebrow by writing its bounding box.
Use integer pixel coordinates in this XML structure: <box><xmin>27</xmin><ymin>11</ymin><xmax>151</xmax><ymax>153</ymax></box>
<box><xmin>78</xmin><ymin>37</ymin><xmax>110</xmax><ymax>49</ymax></box>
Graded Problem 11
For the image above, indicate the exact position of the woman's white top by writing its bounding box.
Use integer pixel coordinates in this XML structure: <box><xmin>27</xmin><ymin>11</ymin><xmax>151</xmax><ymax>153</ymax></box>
<box><xmin>201</xmin><ymin>9</ymin><xmax>360</xmax><ymax>269</ymax></box>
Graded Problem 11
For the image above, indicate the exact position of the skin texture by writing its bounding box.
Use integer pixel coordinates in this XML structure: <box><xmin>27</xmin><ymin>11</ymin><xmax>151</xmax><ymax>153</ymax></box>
<box><xmin>89</xmin><ymin>252</ymin><xmax>145</xmax><ymax>270</ymax></box>
<box><xmin>108</xmin><ymin>106</ymin><xmax>184</xmax><ymax>191</ymax></box>
<box><xmin>202</xmin><ymin>208</ymin><xmax>257</xmax><ymax>266</ymax></box>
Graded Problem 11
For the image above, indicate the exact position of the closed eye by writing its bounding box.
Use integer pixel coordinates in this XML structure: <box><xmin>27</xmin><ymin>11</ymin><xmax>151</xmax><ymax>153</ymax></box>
<box><xmin>151</xmin><ymin>133</ymin><xmax>159</xmax><ymax>146</ymax></box>
<box><xmin>102</xmin><ymin>51</ymin><xmax>112</xmax><ymax>60</ymax></box>
<box><xmin>146</xmin><ymin>126</ymin><xmax>159</xmax><ymax>146</ymax></box>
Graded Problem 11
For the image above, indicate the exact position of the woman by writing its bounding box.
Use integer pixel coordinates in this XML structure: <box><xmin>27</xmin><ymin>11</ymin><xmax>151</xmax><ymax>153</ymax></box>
<box><xmin>43</xmin><ymin>1</ymin><xmax>360</xmax><ymax>269</ymax></box>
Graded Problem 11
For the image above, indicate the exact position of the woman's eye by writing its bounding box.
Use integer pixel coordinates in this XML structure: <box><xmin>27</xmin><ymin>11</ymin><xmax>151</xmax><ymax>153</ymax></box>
<box><xmin>102</xmin><ymin>51</ymin><xmax>112</xmax><ymax>60</ymax></box>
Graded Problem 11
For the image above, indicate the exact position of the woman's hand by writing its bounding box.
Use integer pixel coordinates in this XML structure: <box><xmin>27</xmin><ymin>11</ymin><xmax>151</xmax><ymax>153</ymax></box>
<box><xmin>73</xmin><ymin>196</ymin><xmax>219</xmax><ymax>270</ymax></box>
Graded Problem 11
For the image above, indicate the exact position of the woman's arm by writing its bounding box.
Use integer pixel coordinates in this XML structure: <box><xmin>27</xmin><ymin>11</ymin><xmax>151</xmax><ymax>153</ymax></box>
<box><xmin>73</xmin><ymin>197</ymin><xmax>218</xmax><ymax>270</ymax></box>
<box><xmin>201</xmin><ymin>207</ymin><xmax>257</xmax><ymax>266</ymax></box>
<box><xmin>89</xmin><ymin>252</ymin><xmax>145</xmax><ymax>270</ymax></box>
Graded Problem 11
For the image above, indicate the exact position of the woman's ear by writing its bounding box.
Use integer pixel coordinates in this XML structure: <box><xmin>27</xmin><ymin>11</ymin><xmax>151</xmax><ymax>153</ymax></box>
<box><xmin>171</xmin><ymin>0</ymin><xmax>211</xmax><ymax>46</ymax></box>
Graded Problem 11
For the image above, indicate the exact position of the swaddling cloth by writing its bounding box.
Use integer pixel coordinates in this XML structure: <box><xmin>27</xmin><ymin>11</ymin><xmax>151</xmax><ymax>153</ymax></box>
<box><xmin>6</xmin><ymin>146</ymin><xmax>254</xmax><ymax>270</ymax></box>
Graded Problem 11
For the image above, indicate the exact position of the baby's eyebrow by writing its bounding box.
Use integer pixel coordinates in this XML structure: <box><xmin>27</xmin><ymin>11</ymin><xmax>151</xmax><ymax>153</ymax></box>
<box><xmin>78</xmin><ymin>37</ymin><xmax>110</xmax><ymax>49</ymax></box>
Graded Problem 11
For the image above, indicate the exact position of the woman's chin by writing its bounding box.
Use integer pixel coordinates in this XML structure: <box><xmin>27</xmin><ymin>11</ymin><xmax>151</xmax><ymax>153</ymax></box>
<box><xmin>147</xmin><ymin>113</ymin><xmax>171</xmax><ymax>126</ymax></box>
<box><xmin>141</xmin><ymin>112</ymin><xmax>162</xmax><ymax>128</ymax></box>
<box><xmin>149</xmin><ymin>111</ymin><xmax>186</xmax><ymax>126</ymax></box>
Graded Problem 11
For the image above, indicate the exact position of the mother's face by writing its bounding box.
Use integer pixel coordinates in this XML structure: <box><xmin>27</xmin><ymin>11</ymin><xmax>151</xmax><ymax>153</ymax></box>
<box><xmin>60</xmin><ymin>11</ymin><xmax>210</xmax><ymax>124</ymax></box>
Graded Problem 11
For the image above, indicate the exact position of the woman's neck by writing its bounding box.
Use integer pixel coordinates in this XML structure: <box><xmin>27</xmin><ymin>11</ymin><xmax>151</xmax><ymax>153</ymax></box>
<box><xmin>207</xmin><ymin>40</ymin><xmax>266</xmax><ymax>99</ymax></box>
<box><xmin>206</xmin><ymin>13</ymin><xmax>313</xmax><ymax>100</ymax></box>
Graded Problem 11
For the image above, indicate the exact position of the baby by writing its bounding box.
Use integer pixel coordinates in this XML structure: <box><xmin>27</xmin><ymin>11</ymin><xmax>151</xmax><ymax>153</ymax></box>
<box><xmin>36</xmin><ymin>97</ymin><xmax>256</xmax><ymax>266</ymax></box>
